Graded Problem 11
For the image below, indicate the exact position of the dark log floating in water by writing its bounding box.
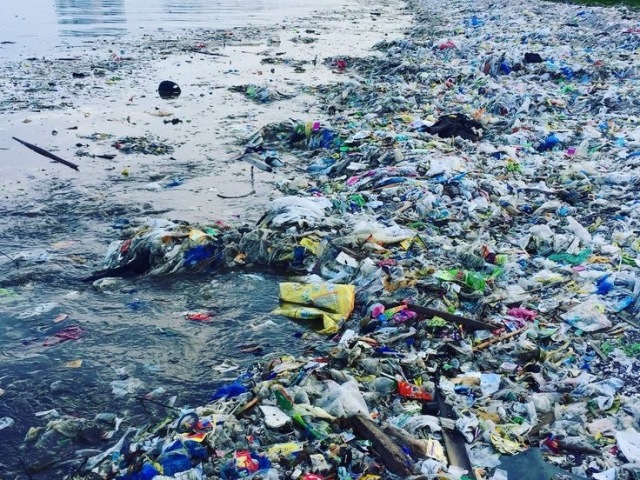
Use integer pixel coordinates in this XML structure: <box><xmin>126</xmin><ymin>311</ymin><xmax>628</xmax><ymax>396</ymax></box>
<box><xmin>12</xmin><ymin>136</ymin><xmax>80</xmax><ymax>171</ymax></box>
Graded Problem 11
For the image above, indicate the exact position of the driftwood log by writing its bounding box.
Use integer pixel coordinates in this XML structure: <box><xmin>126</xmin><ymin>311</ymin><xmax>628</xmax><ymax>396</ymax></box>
<box><xmin>383</xmin><ymin>424</ymin><xmax>431</xmax><ymax>458</ymax></box>
<box><xmin>348</xmin><ymin>413</ymin><xmax>412</xmax><ymax>476</ymax></box>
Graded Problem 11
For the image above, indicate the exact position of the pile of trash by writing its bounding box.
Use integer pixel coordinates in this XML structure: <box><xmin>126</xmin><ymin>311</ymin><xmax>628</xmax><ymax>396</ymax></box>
<box><xmin>63</xmin><ymin>0</ymin><xmax>640</xmax><ymax>478</ymax></box>
<box><xmin>228</xmin><ymin>84</ymin><xmax>295</xmax><ymax>103</ymax></box>
<box><xmin>113</xmin><ymin>136</ymin><xmax>175</xmax><ymax>156</ymax></box>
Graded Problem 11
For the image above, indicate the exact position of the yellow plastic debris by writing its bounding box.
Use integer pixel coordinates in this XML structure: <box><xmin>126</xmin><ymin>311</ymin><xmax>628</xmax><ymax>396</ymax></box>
<box><xmin>267</xmin><ymin>442</ymin><xmax>304</xmax><ymax>460</ymax></box>
<box><xmin>425</xmin><ymin>438</ymin><xmax>448</xmax><ymax>464</ymax></box>
<box><xmin>299</xmin><ymin>237</ymin><xmax>322</xmax><ymax>256</ymax></box>
<box><xmin>273</xmin><ymin>282</ymin><xmax>355</xmax><ymax>334</ymax></box>
<box><xmin>490</xmin><ymin>428</ymin><xmax>526</xmax><ymax>454</ymax></box>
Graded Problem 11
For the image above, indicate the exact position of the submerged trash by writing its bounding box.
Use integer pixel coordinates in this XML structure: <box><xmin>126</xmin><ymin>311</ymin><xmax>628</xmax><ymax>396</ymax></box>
<box><xmin>113</xmin><ymin>136</ymin><xmax>174</xmax><ymax>155</ymax></box>
<box><xmin>228</xmin><ymin>84</ymin><xmax>294</xmax><ymax>103</ymax></box>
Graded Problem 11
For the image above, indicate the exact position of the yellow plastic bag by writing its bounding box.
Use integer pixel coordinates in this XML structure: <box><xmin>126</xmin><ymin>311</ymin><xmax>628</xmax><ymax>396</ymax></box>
<box><xmin>299</xmin><ymin>237</ymin><xmax>321</xmax><ymax>256</ymax></box>
<box><xmin>273</xmin><ymin>282</ymin><xmax>355</xmax><ymax>334</ymax></box>
<box><xmin>267</xmin><ymin>442</ymin><xmax>304</xmax><ymax>460</ymax></box>
<box><xmin>490</xmin><ymin>427</ymin><xmax>527</xmax><ymax>454</ymax></box>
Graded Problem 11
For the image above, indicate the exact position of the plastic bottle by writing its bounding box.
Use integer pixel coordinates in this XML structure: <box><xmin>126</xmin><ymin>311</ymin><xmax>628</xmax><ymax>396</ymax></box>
<box><xmin>368</xmin><ymin>377</ymin><xmax>397</xmax><ymax>395</ymax></box>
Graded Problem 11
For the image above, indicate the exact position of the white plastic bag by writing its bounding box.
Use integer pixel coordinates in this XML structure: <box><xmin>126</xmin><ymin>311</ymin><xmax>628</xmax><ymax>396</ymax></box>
<box><xmin>616</xmin><ymin>428</ymin><xmax>640</xmax><ymax>463</ymax></box>
<box><xmin>316</xmin><ymin>380</ymin><xmax>369</xmax><ymax>418</ymax></box>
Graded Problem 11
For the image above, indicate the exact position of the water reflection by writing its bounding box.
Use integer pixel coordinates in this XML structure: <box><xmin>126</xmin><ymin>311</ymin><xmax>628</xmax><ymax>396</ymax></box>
<box><xmin>161</xmin><ymin>0</ymin><xmax>211</xmax><ymax>14</ymax></box>
<box><xmin>55</xmin><ymin>0</ymin><xmax>126</xmax><ymax>37</ymax></box>
<box><xmin>160</xmin><ymin>0</ymin><xmax>269</xmax><ymax>14</ymax></box>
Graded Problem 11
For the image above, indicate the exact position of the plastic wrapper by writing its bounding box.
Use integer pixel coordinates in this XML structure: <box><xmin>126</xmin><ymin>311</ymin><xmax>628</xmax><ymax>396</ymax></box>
<box><xmin>560</xmin><ymin>297</ymin><xmax>612</xmax><ymax>332</ymax></box>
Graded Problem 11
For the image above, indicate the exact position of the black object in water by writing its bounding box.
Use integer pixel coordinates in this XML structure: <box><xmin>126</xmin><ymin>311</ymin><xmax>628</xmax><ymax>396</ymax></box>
<box><xmin>158</xmin><ymin>80</ymin><xmax>181</xmax><ymax>99</ymax></box>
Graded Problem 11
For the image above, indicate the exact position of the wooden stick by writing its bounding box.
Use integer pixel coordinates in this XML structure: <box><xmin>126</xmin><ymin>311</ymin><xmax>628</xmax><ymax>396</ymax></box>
<box><xmin>12</xmin><ymin>137</ymin><xmax>79</xmax><ymax>171</ymax></box>
<box><xmin>394</xmin><ymin>200</ymin><xmax>414</xmax><ymax>216</ymax></box>
<box><xmin>473</xmin><ymin>326</ymin><xmax>528</xmax><ymax>351</ymax></box>
<box><xmin>349</xmin><ymin>413</ymin><xmax>412</xmax><ymax>476</ymax></box>
<box><xmin>383</xmin><ymin>424</ymin><xmax>430</xmax><ymax>458</ymax></box>
<box><xmin>234</xmin><ymin>397</ymin><xmax>260</xmax><ymax>418</ymax></box>
<box><xmin>435</xmin><ymin>387</ymin><xmax>476</xmax><ymax>479</ymax></box>
<box><xmin>389</xmin><ymin>303</ymin><xmax>496</xmax><ymax>331</ymax></box>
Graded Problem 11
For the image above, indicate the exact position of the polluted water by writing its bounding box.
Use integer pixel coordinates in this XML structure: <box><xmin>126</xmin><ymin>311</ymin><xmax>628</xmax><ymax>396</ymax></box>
<box><xmin>0</xmin><ymin>0</ymin><xmax>409</xmax><ymax>477</ymax></box>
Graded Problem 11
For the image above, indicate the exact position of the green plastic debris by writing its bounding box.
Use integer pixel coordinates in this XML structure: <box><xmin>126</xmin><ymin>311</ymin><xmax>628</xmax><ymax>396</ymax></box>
<box><xmin>426</xmin><ymin>316</ymin><xmax>448</xmax><ymax>328</ymax></box>
<box><xmin>273</xmin><ymin>386</ymin><xmax>325</xmax><ymax>439</ymax></box>
<box><xmin>621</xmin><ymin>255</ymin><xmax>637</xmax><ymax>266</ymax></box>
<box><xmin>622</xmin><ymin>343</ymin><xmax>640</xmax><ymax>357</ymax></box>
<box><xmin>348</xmin><ymin>194</ymin><xmax>366</xmax><ymax>207</ymax></box>
<box><xmin>600</xmin><ymin>342</ymin><xmax>615</xmax><ymax>356</ymax></box>
<box><xmin>548</xmin><ymin>249</ymin><xmax>592</xmax><ymax>265</ymax></box>
<box><xmin>0</xmin><ymin>288</ymin><xmax>17</xmax><ymax>304</ymax></box>
<box><xmin>434</xmin><ymin>266</ymin><xmax>504</xmax><ymax>292</ymax></box>
<box><xmin>434</xmin><ymin>269</ymin><xmax>487</xmax><ymax>291</ymax></box>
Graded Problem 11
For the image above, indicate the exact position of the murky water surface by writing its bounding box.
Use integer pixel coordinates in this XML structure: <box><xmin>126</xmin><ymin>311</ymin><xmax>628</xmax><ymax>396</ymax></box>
<box><xmin>0</xmin><ymin>0</ymin><xmax>408</xmax><ymax>476</ymax></box>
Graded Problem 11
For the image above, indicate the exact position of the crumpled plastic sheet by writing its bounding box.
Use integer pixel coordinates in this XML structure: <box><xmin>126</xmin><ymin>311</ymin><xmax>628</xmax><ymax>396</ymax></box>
<box><xmin>228</xmin><ymin>84</ymin><xmax>294</xmax><ymax>103</ymax></box>
<box><xmin>616</xmin><ymin>428</ymin><xmax>640</xmax><ymax>463</ymax></box>
<box><xmin>316</xmin><ymin>380</ymin><xmax>370</xmax><ymax>418</ymax></box>
<box><xmin>272</xmin><ymin>282</ymin><xmax>356</xmax><ymax>334</ymax></box>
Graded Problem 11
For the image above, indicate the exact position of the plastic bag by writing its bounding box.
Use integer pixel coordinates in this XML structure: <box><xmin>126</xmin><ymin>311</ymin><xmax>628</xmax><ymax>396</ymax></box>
<box><xmin>469</xmin><ymin>445</ymin><xmax>501</xmax><ymax>468</ymax></box>
<box><xmin>266</xmin><ymin>196</ymin><xmax>332</xmax><ymax>228</ymax></box>
<box><xmin>316</xmin><ymin>380</ymin><xmax>369</xmax><ymax>418</ymax></box>
<box><xmin>616</xmin><ymin>429</ymin><xmax>640</xmax><ymax>463</ymax></box>
<box><xmin>155</xmin><ymin>464</ymin><xmax>204</xmax><ymax>480</ymax></box>
<box><xmin>273</xmin><ymin>283</ymin><xmax>355</xmax><ymax>334</ymax></box>
<box><xmin>221</xmin><ymin>451</ymin><xmax>272</xmax><ymax>480</ymax></box>
<box><xmin>565</xmin><ymin>216</ymin><xmax>593</xmax><ymax>246</ymax></box>
<box><xmin>0</xmin><ymin>417</ymin><xmax>14</xmax><ymax>431</ymax></box>
<box><xmin>456</xmin><ymin>413</ymin><xmax>479</xmax><ymax>443</ymax></box>
<box><xmin>434</xmin><ymin>269</ymin><xmax>494</xmax><ymax>292</ymax></box>
<box><xmin>572</xmin><ymin>378</ymin><xmax>623</xmax><ymax>411</ymax></box>
<box><xmin>560</xmin><ymin>297</ymin><xmax>611</xmax><ymax>332</ymax></box>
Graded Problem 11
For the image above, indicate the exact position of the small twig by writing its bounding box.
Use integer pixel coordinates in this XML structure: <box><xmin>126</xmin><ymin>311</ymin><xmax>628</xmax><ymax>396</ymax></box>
<box><xmin>606</xmin><ymin>324</ymin><xmax>630</xmax><ymax>336</ymax></box>
<box><xmin>0</xmin><ymin>249</ymin><xmax>17</xmax><ymax>264</ymax></box>
<box><xmin>473</xmin><ymin>326</ymin><xmax>528</xmax><ymax>351</ymax></box>
<box><xmin>135</xmin><ymin>396</ymin><xmax>180</xmax><ymax>411</ymax></box>
<box><xmin>217</xmin><ymin>166</ymin><xmax>256</xmax><ymax>198</ymax></box>
<box><xmin>394</xmin><ymin>200</ymin><xmax>414</xmax><ymax>216</ymax></box>
<box><xmin>589</xmin><ymin>342</ymin><xmax>608</xmax><ymax>361</ymax></box>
